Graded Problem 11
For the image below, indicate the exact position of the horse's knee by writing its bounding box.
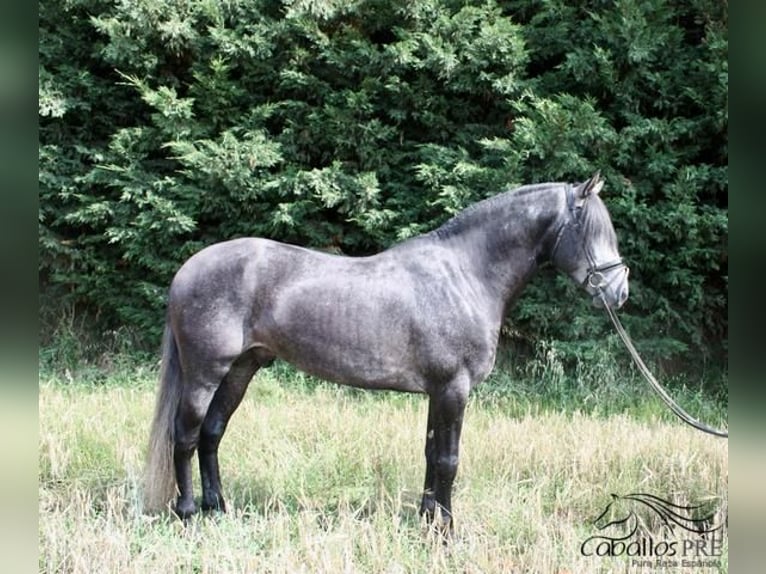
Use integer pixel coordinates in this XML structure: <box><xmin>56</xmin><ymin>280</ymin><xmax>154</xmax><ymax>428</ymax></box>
<box><xmin>436</xmin><ymin>454</ymin><xmax>459</xmax><ymax>483</ymax></box>
<box><xmin>424</xmin><ymin>434</ymin><xmax>436</xmax><ymax>461</ymax></box>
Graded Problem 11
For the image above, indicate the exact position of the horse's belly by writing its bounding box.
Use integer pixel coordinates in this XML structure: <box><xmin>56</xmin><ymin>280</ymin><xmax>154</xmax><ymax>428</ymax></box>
<box><xmin>260</xmin><ymin>286</ymin><xmax>429</xmax><ymax>392</ymax></box>
<box><xmin>284</xmin><ymin>350</ymin><xmax>427</xmax><ymax>393</ymax></box>
<box><xmin>269</xmin><ymin>325</ymin><xmax>426</xmax><ymax>392</ymax></box>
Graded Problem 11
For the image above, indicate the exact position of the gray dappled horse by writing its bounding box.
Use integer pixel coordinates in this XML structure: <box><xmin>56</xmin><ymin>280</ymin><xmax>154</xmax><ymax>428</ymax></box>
<box><xmin>144</xmin><ymin>173</ymin><xmax>629</xmax><ymax>531</ymax></box>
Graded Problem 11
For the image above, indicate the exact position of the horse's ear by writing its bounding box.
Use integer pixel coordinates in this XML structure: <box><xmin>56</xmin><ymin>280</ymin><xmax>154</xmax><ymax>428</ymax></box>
<box><xmin>572</xmin><ymin>173</ymin><xmax>603</xmax><ymax>208</ymax></box>
<box><xmin>577</xmin><ymin>172</ymin><xmax>604</xmax><ymax>200</ymax></box>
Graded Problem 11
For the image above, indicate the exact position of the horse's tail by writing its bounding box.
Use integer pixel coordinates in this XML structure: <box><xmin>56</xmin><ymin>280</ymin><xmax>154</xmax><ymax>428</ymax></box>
<box><xmin>143</xmin><ymin>322</ymin><xmax>182</xmax><ymax>513</ymax></box>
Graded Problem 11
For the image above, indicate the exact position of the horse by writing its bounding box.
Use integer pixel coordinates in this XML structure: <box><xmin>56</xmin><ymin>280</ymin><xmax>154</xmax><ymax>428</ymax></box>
<box><xmin>143</xmin><ymin>173</ymin><xmax>629</xmax><ymax>532</ymax></box>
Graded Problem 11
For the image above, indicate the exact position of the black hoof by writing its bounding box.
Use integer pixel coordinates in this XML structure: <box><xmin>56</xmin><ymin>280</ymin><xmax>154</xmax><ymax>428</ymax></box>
<box><xmin>201</xmin><ymin>496</ymin><xmax>227</xmax><ymax>513</ymax></box>
<box><xmin>174</xmin><ymin>498</ymin><xmax>197</xmax><ymax>521</ymax></box>
<box><xmin>420</xmin><ymin>501</ymin><xmax>454</xmax><ymax>540</ymax></box>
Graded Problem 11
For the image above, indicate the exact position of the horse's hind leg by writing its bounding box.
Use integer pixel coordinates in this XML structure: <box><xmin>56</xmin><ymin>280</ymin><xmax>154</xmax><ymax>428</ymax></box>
<box><xmin>174</xmin><ymin>380</ymin><xmax>220</xmax><ymax>519</ymax></box>
<box><xmin>199</xmin><ymin>349</ymin><xmax>261</xmax><ymax>512</ymax></box>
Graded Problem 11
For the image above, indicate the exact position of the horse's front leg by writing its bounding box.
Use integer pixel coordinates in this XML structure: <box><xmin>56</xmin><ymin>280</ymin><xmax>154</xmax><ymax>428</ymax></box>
<box><xmin>420</xmin><ymin>394</ymin><xmax>438</xmax><ymax>518</ymax></box>
<box><xmin>420</xmin><ymin>376</ymin><xmax>469</xmax><ymax>534</ymax></box>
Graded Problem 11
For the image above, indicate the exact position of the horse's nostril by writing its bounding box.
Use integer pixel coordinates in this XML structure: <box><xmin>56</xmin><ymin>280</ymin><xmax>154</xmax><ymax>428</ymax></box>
<box><xmin>619</xmin><ymin>287</ymin><xmax>629</xmax><ymax>306</ymax></box>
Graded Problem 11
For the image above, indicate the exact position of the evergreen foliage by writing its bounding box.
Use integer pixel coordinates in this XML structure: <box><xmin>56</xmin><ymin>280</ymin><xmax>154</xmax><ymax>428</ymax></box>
<box><xmin>40</xmin><ymin>0</ymin><xmax>727</xmax><ymax>369</ymax></box>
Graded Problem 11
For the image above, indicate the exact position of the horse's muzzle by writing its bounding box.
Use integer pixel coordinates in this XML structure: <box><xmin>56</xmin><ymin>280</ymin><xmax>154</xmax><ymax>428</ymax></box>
<box><xmin>585</xmin><ymin>261</ymin><xmax>628</xmax><ymax>309</ymax></box>
<box><xmin>591</xmin><ymin>280</ymin><xmax>628</xmax><ymax>309</ymax></box>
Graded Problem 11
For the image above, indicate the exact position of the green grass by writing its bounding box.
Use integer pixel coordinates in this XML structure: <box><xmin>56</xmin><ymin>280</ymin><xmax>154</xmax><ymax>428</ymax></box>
<box><xmin>39</xmin><ymin>353</ymin><xmax>727</xmax><ymax>573</ymax></box>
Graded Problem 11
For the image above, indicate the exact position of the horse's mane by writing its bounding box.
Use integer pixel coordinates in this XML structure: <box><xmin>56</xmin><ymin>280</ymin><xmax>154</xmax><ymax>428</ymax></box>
<box><xmin>431</xmin><ymin>182</ymin><xmax>563</xmax><ymax>240</ymax></box>
<box><xmin>579</xmin><ymin>190</ymin><xmax>618</xmax><ymax>248</ymax></box>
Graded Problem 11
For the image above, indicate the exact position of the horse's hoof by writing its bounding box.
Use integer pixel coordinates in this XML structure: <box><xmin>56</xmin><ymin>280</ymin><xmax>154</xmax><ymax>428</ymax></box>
<box><xmin>201</xmin><ymin>497</ymin><xmax>226</xmax><ymax>513</ymax></box>
<box><xmin>174</xmin><ymin>499</ymin><xmax>197</xmax><ymax>521</ymax></box>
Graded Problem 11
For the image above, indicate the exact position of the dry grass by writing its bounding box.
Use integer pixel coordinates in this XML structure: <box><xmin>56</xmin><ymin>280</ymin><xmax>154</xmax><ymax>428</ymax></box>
<box><xmin>39</xmin><ymin>371</ymin><xmax>727</xmax><ymax>573</ymax></box>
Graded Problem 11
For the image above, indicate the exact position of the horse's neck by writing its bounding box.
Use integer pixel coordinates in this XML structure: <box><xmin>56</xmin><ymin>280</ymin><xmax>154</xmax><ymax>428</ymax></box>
<box><xmin>443</xmin><ymin>191</ymin><xmax>564</xmax><ymax>308</ymax></box>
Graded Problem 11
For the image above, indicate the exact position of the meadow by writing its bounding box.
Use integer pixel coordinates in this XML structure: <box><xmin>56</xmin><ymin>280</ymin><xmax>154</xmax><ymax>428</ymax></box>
<box><xmin>39</xmin><ymin>349</ymin><xmax>728</xmax><ymax>573</ymax></box>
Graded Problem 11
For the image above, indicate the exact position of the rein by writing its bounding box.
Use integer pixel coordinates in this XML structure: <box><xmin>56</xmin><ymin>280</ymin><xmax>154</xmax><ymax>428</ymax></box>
<box><xmin>553</xmin><ymin>183</ymin><xmax>726</xmax><ymax>438</ymax></box>
<box><xmin>598</xmin><ymin>292</ymin><xmax>728</xmax><ymax>438</ymax></box>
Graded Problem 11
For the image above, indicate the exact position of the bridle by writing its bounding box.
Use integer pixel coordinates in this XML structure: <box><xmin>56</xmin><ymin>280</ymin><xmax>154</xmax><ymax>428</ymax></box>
<box><xmin>551</xmin><ymin>185</ymin><xmax>629</xmax><ymax>294</ymax></box>
<box><xmin>552</xmin><ymin>185</ymin><xmax>727</xmax><ymax>438</ymax></box>
<box><xmin>583</xmin><ymin>259</ymin><xmax>626</xmax><ymax>291</ymax></box>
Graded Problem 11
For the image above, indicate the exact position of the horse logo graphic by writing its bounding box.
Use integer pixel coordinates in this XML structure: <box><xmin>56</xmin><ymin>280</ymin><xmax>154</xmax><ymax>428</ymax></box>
<box><xmin>593</xmin><ymin>493</ymin><xmax>723</xmax><ymax>537</ymax></box>
<box><xmin>580</xmin><ymin>493</ymin><xmax>726</xmax><ymax>559</ymax></box>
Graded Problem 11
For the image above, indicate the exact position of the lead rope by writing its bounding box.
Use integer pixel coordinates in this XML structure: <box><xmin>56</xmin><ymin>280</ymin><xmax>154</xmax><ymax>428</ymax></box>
<box><xmin>599</xmin><ymin>293</ymin><xmax>728</xmax><ymax>438</ymax></box>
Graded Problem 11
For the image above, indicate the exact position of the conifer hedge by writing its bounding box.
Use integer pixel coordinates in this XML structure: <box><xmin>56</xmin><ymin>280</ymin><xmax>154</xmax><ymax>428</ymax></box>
<box><xmin>39</xmin><ymin>0</ymin><xmax>727</xmax><ymax>369</ymax></box>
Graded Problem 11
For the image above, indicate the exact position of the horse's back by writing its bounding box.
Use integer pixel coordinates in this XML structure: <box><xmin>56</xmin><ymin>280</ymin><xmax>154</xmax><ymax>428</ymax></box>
<box><xmin>169</xmin><ymin>237</ymin><xmax>324</xmax><ymax>304</ymax></box>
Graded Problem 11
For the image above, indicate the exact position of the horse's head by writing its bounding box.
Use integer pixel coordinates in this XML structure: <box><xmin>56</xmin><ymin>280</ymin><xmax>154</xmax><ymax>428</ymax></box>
<box><xmin>593</xmin><ymin>493</ymin><xmax>635</xmax><ymax>532</ymax></box>
<box><xmin>551</xmin><ymin>173</ymin><xmax>629</xmax><ymax>309</ymax></box>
